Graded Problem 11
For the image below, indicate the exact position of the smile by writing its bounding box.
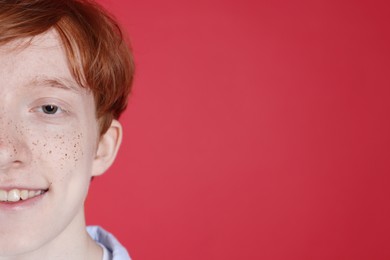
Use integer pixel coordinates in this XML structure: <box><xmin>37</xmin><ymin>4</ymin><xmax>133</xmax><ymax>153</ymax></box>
<box><xmin>0</xmin><ymin>189</ymin><xmax>48</xmax><ymax>202</ymax></box>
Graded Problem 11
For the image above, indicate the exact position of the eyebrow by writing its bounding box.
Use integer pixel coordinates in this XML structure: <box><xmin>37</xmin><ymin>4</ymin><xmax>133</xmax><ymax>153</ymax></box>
<box><xmin>28</xmin><ymin>76</ymin><xmax>82</xmax><ymax>93</ymax></box>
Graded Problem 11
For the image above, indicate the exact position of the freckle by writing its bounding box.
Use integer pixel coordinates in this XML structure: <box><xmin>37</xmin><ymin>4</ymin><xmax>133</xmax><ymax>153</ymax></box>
<box><xmin>49</xmin><ymin>151</ymin><xmax>52</xmax><ymax>154</ymax></box>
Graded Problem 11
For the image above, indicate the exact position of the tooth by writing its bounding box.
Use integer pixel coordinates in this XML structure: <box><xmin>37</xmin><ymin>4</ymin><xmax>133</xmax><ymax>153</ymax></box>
<box><xmin>0</xmin><ymin>190</ymin><xmax>7</xmax><ymax>201</ymax></box>
<box><xmin>20</xmin><ymin>190</ymin><xmax>29</xmax><ymax>200</ymax></box>
<box><xmin>28</xmin><ymin>190</ymin><xmax>35</xmax><ymax>198</ymax></box>
<box><xmin>8</xmin><ymin>189</ymin><xmax>21</xmax><ymax>202</ymax></box>
<box><xmin>34</xmin><ymin>190</ymin><xmax>42</xmax><ymax>196</ymax></box>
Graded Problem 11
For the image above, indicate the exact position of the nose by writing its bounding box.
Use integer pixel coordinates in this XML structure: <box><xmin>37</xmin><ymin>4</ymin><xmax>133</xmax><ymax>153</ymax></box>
<box><xmin>0</xmin><ymin>130</ymin><xmax>31</xmax><ymax>172</ymax></box>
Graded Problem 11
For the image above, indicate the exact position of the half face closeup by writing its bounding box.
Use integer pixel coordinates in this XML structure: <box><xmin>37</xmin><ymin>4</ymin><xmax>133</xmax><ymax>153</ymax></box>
<box><xmin>0</xmin><ymin>30</ymin><xmax>121</xmax><ymax>257</ymax></box>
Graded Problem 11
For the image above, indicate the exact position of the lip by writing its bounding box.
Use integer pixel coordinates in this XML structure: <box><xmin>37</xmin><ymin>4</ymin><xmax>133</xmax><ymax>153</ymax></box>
<box><xmin>0</xmin><ymin>185</ymin><xmax>49</xmax><ymax>191</ymax></box>
<box><xmin>0</xmin><ymin>189</ymin><xmax>48</xmax><ymax>212</ymax></box>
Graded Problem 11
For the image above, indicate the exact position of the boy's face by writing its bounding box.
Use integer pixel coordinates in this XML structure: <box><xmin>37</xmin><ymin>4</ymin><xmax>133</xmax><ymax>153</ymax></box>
<box><xmin>0</xmin><ymin>30</ymin><xmax>113</xmax><ymax>255</ymax></box>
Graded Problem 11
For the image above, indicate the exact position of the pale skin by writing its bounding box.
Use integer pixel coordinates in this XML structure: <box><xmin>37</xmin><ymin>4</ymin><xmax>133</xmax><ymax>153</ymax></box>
<box><xmin>0</xmin><ymin>30</ymin><xmax>122</xmax><ymax>259</ymax></box>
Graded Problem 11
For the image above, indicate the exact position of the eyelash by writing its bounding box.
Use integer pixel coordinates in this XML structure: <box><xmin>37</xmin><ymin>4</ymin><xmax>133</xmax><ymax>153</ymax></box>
<box><xmin>32</xmin><ymin>104</ymin><xmax>68</xmax><ymax>116</ymax></box>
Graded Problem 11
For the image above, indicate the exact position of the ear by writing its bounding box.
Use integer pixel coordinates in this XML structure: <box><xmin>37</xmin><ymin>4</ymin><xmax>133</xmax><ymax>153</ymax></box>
<box><xmin>91</xmin><ymin>119</ymin><xmax>123</xmax><ymax>177</ymax></box>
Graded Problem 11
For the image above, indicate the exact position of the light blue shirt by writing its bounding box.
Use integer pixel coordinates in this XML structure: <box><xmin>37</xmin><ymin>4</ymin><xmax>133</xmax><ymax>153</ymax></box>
<box><xmin>87</xmin><ymin>226</ymin><xmax>131</xmax><ymax>260</ymax></box>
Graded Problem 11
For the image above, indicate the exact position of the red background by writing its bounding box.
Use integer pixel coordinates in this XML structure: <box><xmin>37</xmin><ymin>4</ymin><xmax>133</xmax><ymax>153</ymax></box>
<box><xmin>85</xmin><ymin>0</ymin><xmax>390</xmax><ymax>259</ymax></box>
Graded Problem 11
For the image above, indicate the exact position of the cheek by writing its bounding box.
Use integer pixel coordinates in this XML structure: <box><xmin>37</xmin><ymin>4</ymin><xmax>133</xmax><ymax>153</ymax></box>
<box><xmin>29</xmin><ymin>130</ymin><xmax>94</xmax><ymax>179</ymax></box>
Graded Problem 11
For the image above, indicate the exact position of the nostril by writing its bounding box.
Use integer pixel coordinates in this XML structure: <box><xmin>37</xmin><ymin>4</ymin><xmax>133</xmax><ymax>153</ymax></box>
<box><xmin>0</xmin><ymin>144</ymin><xmax>30</xmax><ymax>170</ymax></box>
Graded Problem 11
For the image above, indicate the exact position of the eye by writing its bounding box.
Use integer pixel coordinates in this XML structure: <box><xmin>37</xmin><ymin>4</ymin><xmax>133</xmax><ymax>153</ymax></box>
<box><xmin>29</xmin><ymin>99</ymin><xmax>70</xmax><ymax>118</ymax></box>
<box><xmin>42</xmin><ymin>105</ymin><xmax>59</xmax><ymax>114</ymax></box>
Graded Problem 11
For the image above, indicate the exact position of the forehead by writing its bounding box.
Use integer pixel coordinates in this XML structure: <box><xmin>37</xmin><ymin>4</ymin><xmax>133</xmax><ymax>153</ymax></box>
<box><xmin>0</xmin><ymin>30</ymin><xmax>83</xmax><ymax>92</ymax></box>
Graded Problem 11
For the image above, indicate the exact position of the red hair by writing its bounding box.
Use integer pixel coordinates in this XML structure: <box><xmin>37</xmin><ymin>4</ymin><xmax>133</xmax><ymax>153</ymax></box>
<box><xmin>0</xmin><ymin>0</ymin><xmax>134</xmax><ymax>134</ymax></box>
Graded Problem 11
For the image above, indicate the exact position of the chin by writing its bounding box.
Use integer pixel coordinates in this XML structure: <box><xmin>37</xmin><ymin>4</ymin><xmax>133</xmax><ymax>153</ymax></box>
<box><xmin>0</xmin><ymin>222</ymin><xmax>52</xmax><ymax>257</ymax></box>
<box><xmin>0</xmin><ymin>237</ymin><xmax>38</xmax><ymax>257</ymax></box>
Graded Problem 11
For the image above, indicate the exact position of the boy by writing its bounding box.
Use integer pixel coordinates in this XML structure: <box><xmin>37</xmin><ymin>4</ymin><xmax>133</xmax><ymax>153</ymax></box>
<box><xmin>0</xmin><ymin>0</ymin><xmax>134</xmax><ymax>259</ymax></box>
